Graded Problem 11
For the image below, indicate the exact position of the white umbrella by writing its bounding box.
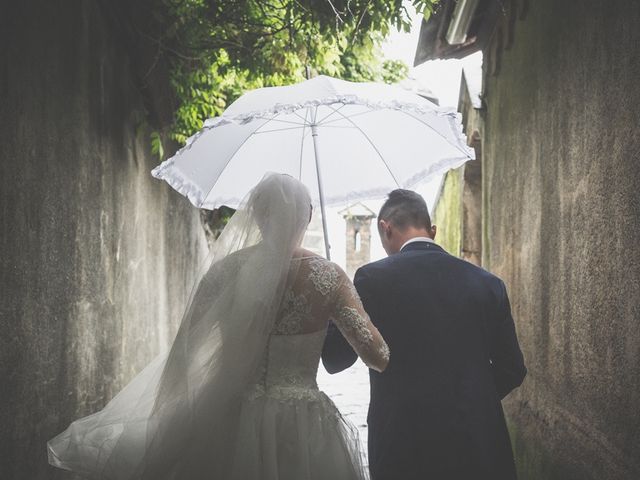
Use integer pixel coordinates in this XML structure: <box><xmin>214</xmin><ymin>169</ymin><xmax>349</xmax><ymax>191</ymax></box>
<box><xmin>152</xmin><ymin>75</ymin><xmax>475</xmax><ymax>259</ymax></box>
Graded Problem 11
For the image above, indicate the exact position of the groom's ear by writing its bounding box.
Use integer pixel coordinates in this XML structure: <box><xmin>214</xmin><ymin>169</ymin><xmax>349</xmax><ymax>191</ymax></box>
<box><xmin>430</xmin><ymin>224</ymin><xmax>437</xmax><ymax>240</ymax></box>
<box><xmin>379</xmin><ymin>219</ymin><xmax>390</xmax><ymax>238</ymax></box>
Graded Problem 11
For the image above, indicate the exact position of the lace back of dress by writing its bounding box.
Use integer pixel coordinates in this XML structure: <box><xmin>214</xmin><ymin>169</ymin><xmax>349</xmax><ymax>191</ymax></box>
<box><xmin>273</xmin><ymin>256</ymin><xmax>340</xmax><ymax>336</ymax></box>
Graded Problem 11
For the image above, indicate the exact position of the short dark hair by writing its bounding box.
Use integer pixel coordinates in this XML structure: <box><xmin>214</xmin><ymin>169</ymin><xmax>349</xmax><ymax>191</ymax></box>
<box><xmin>378</xmin><ymin>189</ymin><xmax>431</xmax><ymax>231</ymax></box>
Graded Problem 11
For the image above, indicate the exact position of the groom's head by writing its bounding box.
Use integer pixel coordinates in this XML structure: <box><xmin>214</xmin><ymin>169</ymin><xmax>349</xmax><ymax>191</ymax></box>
<box><xmin>377</xmin><ymin>189</ymin><xmax>436</xmax><ymax>255</ymax></box>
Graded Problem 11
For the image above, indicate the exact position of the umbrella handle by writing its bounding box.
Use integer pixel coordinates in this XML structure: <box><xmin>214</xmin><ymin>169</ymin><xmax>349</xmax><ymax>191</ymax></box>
<box><xmin>310</xmin><ymin>122</ymin><xmax>331</xmax><ymax>261</ymax></box>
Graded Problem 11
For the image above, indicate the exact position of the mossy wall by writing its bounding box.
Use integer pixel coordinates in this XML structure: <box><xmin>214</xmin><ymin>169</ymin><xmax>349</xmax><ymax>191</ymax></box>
<box><xmin>432</xmin><ymin>168</ymin><xmax>463</xmax><ymax>256</ymax></box>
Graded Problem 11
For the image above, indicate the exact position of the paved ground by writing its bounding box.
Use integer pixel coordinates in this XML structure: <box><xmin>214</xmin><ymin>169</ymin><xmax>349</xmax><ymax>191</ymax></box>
<box><xmin>317</xmin><ymin>360</ymin><xmax>371</xmax><ymax>460</ymax></box>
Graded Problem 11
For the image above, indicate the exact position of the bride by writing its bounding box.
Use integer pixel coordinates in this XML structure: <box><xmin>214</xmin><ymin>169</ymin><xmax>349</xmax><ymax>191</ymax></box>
<box><xmin>48</xmin><ymin>173</ymin><xmax>390</xmax><ymax>480</ymax></box>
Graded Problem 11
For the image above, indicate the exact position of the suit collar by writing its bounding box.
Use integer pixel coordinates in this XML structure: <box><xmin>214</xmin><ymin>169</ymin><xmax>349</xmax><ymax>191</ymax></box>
<box><xmin>399</xmin><ymin>240</ymin><xmax>445</xmax><ymax>253</ymax></box>
<box><xmin>400</xmin><ymin>236</ymin><xmax>435</xmax><ymax>250</ymax></box>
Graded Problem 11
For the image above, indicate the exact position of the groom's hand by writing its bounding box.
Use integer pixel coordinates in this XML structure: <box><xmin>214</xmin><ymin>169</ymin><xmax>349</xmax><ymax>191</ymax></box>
<box><xmin>321</xmin><ymin>321</ymin><xmax>358</xmax><ymax>374</ymax></box>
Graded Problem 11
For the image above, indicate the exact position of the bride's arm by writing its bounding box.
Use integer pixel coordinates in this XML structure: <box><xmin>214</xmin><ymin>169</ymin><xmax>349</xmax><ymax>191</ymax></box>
<box><xmin>330</xmin><ymin>267</ymin><xmax>390</xmax><ymax>373</ymax></box>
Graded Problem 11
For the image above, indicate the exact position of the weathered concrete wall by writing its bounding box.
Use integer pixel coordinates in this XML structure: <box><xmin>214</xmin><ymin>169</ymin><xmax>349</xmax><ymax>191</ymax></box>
<box><xmin>460</xmin><ymin>158</ymin><xmax>481</xmax><ymax>265</ymax></box>
<box><xmin>0</xmin><ymin>2</ymin><xmax>208</xmax><ymax>479</ymax></box>
<box><xmin>482</xmin><ymin>1</ymin><xmax>640</xmax><ymax>478</ymax></box>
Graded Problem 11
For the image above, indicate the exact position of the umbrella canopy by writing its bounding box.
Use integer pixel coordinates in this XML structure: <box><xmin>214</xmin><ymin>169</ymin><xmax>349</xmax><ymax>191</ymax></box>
<box><xmin>152</xmin><ymin>75</ymin><xmax>475</xmax><ymax>258</ymax></box>
<box><xmin>153</xmin><ymin>75</ymin><xmax>474</xmax><ymax>208</ymax></box>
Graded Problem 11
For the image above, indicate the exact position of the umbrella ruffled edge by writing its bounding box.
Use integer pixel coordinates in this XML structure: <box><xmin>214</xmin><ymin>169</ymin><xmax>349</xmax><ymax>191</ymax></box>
<box><xmin>157</xmin><ymin>154</ymin><xmax>475</xmax><ymax>211</ymax></box>
<box><xmin>151</xmin><ymin>161</ymin><xmax>205</xmax><ymax>208</ymax></box>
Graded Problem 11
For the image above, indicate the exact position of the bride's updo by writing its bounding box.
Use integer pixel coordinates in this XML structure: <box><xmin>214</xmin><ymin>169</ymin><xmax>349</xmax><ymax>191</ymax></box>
<box><xmin>248</xmin><ymin>173</ymin><xmax>312</xmax><ymax>250</ymax></box>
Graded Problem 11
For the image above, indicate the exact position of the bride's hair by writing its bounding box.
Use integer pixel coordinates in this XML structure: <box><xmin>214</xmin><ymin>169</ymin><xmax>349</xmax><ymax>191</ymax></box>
<box><xmin>248</xmin><ymin>173</ymin><xmax>312</xmax><ymax>247</ymax></box>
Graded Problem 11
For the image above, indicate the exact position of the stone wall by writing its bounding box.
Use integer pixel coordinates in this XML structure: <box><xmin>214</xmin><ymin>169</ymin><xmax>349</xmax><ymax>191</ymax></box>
<box><xmin>344</xmin><ymin>216</ymin><xmax>374</xmax><ymax>278</ymax></box>
<box><xmin>0</xmin><ymin>2</ymin><xmax>208</xmax><ymax>479</ymax></box>
<box><xmin>481</xmin><ymin>1</ymin><xmax>640</xmax><ymax>478</ymax></box>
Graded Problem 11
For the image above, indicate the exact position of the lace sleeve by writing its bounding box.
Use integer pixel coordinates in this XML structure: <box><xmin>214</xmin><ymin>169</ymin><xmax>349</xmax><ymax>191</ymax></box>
<box><xmin>330</xmin><ymin>267</ymin><xmax>389</xmax><ymax>373</ymax></box>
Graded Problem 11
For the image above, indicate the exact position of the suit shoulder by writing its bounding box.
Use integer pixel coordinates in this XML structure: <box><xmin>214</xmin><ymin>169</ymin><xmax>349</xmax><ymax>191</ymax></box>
<box><xmin>452</xmin><ymin>257</ymin><xmax>507</xmax><ymax>296</ymax></box>
<box><xmin>355</xmin><ymin>255</ymin><xmax>395</xmax><ymax>277</ymax></box>
<box><xmin>432</xmin><ymin>252</ymin><xmax>504</xmax><ymax>284</ymax></box>
<box><xmin>465</xmin><ymin>260</ymin><xmax>504</xmax><ymax>286</ymax></box>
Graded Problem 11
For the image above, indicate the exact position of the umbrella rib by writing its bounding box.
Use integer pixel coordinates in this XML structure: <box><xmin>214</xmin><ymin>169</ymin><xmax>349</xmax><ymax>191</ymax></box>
<box><xmin>293</xmin><ymin>111</ymin><xmax>309</xmax><ymax>123</ymax></box>
<box><xmin>298</xmin><ymin>108</ymin><xmax>310</xmax><ymax>180</ymax></box>
<box><xmin>315</xmin><ymin>104</ymin><xmax>345</xmax><ymax>125</ymax></box>
<box><xmin>325</xmin><ymin>105</ymin><xmax>401</xmax><ymax>187</ymax></box>
<box><xmin>314</xmin><ymin>125</ymin><xmax>357</xmax><ymax>129</ymax></box>
<box><xmin>254</xmin><ymin>116</ymin><xmax>306</xmax><ymax>126</ymax></box>
<box><xmin>253</xmin><ymin>125</ymin><xmax>306</xmax><ymax>134</ymax></box>
<box><xmin>397</xmin><ymin>109</ymin><xmax>474</xmax><ymax>159</ymax></box>
<box><xmin>318</xmin><ymin>109</ymin><xmax>376</xmax><ymax>125</ymax></box>
<box><xmin>198</xmin><ymin>118</ymin><xmax>272</xmax><ymax>207</ymax></box>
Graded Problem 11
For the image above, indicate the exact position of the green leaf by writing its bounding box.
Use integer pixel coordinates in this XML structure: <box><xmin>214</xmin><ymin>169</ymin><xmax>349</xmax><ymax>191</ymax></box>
<box><xmin>150</xmin><ymin>131</ymin><xmax>164</xmax><ymax>160</ymax></box>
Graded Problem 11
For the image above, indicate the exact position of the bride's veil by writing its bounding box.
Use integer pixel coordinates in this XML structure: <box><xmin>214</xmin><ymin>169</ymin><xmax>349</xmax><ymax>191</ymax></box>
<box><xmin>47</xmin><ymin>173</ymin><xmax>313</xmax><ymax>479</ymax></box>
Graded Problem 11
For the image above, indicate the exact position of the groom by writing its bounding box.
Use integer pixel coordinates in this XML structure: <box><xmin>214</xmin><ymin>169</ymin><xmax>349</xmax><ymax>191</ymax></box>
<box><xmin>322</xmin><ymin>189</ymin><xmax>527</xmax><ymax>480</ymax></box>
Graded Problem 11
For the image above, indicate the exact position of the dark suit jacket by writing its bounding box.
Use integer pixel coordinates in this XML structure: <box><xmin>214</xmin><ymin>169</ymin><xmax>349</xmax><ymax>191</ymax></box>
<box><xmin>322</xmin><ymin>241</ymin><xmax>526</xmax><ymax>480</ymax></box>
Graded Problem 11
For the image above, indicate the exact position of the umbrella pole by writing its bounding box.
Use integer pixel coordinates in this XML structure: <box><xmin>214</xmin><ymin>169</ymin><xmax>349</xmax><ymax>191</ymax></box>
<box><xmin>310</xmin><ymin>123</ymin><xmax>331</xmax><ymax>260</ymax></box>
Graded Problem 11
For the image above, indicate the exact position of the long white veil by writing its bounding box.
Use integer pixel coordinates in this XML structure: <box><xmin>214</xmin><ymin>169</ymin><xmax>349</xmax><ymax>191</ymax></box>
<box><xmin>48</xmin><ymin>173</ymin><xmax>313</xmax><ymax>479</ymax></box>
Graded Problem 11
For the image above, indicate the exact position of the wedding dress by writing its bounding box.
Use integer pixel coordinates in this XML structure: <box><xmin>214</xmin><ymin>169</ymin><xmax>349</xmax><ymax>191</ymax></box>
<box><xmin>47</xmin><ymin>173</ymin><xmax>389</xmax><ymax>480</ymax></box>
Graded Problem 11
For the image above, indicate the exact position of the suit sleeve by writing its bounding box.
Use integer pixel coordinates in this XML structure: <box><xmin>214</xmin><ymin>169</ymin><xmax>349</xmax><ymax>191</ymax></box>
<box><xmin>490</xmin><ymin>280</ymin><xmax>527</xmax><ymax>399</ymax></box>
<box><xmin>321</xmin><ymin>266</ymin><xmax>373</xmax><ymax>374</ymax></box>
<box><xmin>321</xmin><ymin>320</ymin><xmax>358</xmax><ymax>374</ymax></box>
